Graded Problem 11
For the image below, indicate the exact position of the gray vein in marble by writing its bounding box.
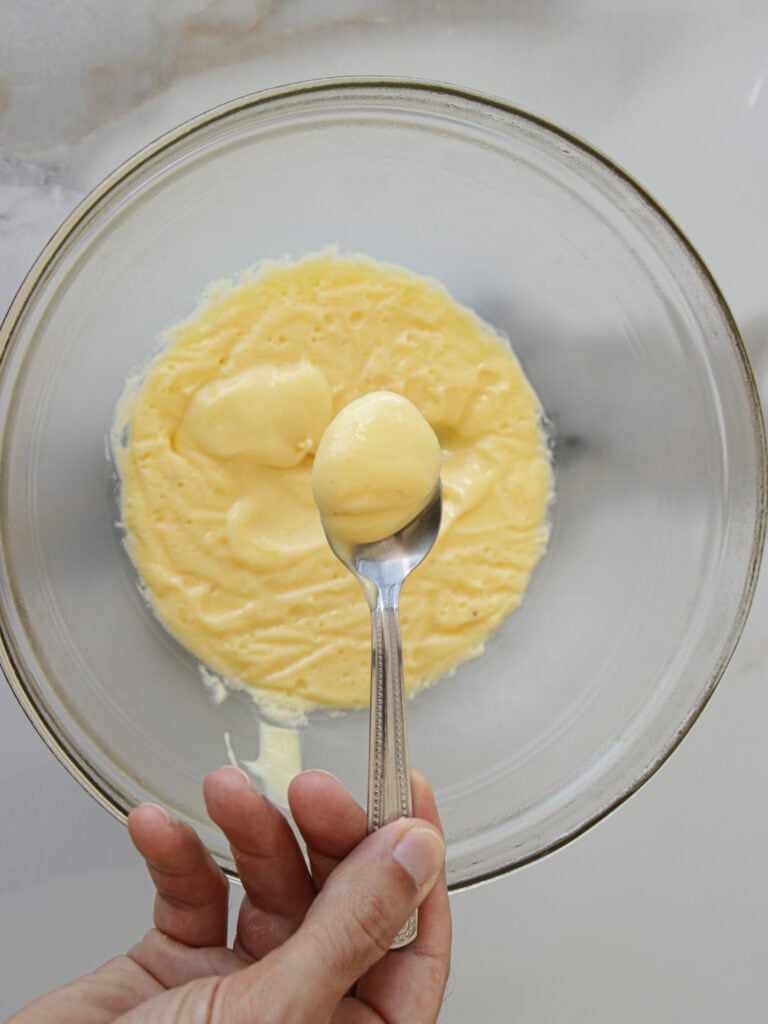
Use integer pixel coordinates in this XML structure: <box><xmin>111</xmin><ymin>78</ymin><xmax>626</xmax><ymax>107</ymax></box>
<box><xmin>0</xmin><ymin>157</ymin><xmax>82</xmax><ymax>232</ymax></box>
<box><xmin>0</xmin><ymin>156</ymin><xmax>84</xmax><ymax>307</ymax></box>
<box><xmin>0</xmin><ymin>0</ymin><xmax>753</xmax><ymax>156</ymax></box>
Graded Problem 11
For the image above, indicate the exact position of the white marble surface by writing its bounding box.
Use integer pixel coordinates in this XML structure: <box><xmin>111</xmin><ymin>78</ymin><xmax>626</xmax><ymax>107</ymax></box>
<box><xmin>1</xmin><ymin>2</ymin><xmax>767</xmax><ymax>1020</ymax></box>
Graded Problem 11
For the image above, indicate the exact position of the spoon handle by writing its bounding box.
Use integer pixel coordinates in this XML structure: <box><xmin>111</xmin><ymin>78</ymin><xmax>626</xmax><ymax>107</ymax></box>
<box><xmin>368</xmin><ymin>586</ymin><xmax>417</xmax><ymax>948</ymax></box>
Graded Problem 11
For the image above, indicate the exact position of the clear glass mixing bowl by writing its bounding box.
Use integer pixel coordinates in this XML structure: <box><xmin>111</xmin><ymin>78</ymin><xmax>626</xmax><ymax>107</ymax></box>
<box><xmin>0</xmin><ymin>80</ymin><xmax>765</xmax><ymax>888</ymax></box>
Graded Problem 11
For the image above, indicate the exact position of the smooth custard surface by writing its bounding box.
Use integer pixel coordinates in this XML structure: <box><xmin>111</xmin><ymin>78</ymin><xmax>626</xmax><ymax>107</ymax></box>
<box><xmin>114</xmin><ymin>251</ymin><xmax>552</xmax><ymax>711</ymax></box>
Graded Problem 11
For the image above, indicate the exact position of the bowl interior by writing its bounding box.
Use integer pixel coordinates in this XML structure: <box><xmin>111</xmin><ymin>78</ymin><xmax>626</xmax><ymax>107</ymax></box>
<box><xmin>0</xmin><ymin>82</ymin><xmax>764</xmax><ymax>887</ymax></box>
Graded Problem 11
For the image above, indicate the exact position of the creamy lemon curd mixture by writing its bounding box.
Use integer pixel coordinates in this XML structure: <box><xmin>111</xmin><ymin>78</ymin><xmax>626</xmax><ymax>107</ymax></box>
<box><xmin>312</xmin><ymin>392</ymin><xmax>442</xmax><ymax>545</ymax></box>
<box><xmin>114</xmin><ymin>251</ymin><xmax>552</xmax><ymax>712</ymax></box>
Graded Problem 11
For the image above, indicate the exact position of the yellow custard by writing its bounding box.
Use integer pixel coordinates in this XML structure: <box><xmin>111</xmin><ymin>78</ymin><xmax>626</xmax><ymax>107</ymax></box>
<box><xmin>312</xmin><ymin>392</ymin><xmax>442</xmax><ymax>545</ymax></box>
<box><xmin>113</xmin><ymin>251</ymin><xmax>552</xmax><ymax>711</ymax></box>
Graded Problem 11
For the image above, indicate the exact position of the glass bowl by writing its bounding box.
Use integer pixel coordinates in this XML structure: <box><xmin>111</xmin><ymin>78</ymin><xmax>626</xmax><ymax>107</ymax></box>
<box><xmin>0</xmin><ymin>80</ymin><xmax>765</xmax><ymax>889</ymax></box>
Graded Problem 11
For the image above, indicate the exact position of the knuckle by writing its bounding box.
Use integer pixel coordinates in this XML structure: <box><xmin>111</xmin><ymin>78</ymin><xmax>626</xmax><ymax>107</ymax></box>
<box><xmin>348</xmin><ymin>889</ymin><xmax>395</xmax><ymax>957</ymax></box>
<box><xmin>175</xmin><ymin>976</ymin><xmax>223</xmax><ymax>1023</ymax></box>
<box><xmin>411</xmin><ymin>940</ymin><xmax>452</xmax><ymax>989</ymax></box>
<box><xmin>310</xmin><ymin>888</ymin><xmax>395</xmax><ymax>981</ymax></box>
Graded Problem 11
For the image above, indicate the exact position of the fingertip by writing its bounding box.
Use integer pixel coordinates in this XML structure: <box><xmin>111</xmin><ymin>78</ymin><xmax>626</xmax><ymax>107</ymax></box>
<box><xmin>287</xmin><ymin>770</ymin><xmax>352</xmax><ymax>826</ymax></box>
<box><xmin>289</xmin><ymin>770</ymin><xmax>367</xmax><ymax>859</ymax></box>
<box><xmin>127</xmin><ymin>802</ymin><xmax>176</xmax><ymax>858</ymax></box>
<box><xmin>392</xmin><ymin>823</ymin><xmax>446</xmax><ymax>891</ymax></box>
<box><xmin>204</xmin><ymin>765</ymin><xmax>257</xmax><ymax>815</ymax></box>
<box><xmin>127</xmin><ymin>802</ymin><xmax>172</xmax><ymax>840</ymax></box>
<box><xmin>288</xmin><ymin>768</ymin><xmax>344</xmax><ymax>806</ymax></box>
<box><xmin>204</xmin><ymin>764</ymin><xmax>253</xmax><ymax>795</ymax></box>
<box><xmin>410</xmin><ymin>769</ymin><xmax>443</xmax><ymax>833</ymax></box>
<box><xmin>412</xmin><ymin>767</ymin><xmax>442</xmax><ymax>807</ymax></box>
<box><xmin>129</xmin><ymin>802</ymin><xmax>171</xmax><ymax>826</ymax></box>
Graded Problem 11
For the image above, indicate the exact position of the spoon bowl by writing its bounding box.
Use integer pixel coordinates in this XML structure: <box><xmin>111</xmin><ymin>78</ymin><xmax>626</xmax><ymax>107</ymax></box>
<box><xmin>323</xmin><ymin>486</ymin><xmax>444</xmax><ymax>609</ymax></box>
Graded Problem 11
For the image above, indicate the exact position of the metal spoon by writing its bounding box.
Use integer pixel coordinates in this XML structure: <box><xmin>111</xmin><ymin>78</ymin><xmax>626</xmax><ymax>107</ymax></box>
<box><xmin>321</xmin><ymin>483</ymin><xmax>443</xmax><ymax>948</ymax></box>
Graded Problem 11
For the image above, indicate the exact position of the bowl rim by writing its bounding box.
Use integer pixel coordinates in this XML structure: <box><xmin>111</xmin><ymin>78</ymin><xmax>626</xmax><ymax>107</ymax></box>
<box><xmin>1</xmin><ymin>76</ymin><xmax>766</xmax><ymax>890</ymax></box>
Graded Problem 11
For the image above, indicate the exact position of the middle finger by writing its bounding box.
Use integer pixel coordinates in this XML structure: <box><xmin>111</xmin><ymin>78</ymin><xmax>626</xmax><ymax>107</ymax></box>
<box><xmin>288</xmin><ymin>769</ymin><xmax>368</xmax><ymax>889</ymax></box>
<box><xmin>204</xmin><ymin>766</ymin><xmax>316</xmax><ymax>959</ymax></box>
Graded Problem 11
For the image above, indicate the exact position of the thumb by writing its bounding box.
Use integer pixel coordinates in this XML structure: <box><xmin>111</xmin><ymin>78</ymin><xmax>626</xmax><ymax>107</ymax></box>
<box><xmin>230</xmin><ymin>818</ymin><xmax>445</xmax><ymax>1021</ymax></box>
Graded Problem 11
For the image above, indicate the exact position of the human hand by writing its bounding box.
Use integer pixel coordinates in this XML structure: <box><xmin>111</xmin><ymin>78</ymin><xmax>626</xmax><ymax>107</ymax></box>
<box><xmin>10</xmin><ymin>767</ymin><xmax>450</xmax><ymax>1023</ymax></box>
